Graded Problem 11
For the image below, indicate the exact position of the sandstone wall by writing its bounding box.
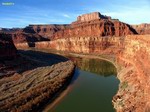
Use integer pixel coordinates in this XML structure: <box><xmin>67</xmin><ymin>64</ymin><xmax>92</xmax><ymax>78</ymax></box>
<box><xmin>54</xmin><ymin>20</ymin><xmax>137</xmax><ymax>39</ymax></box>
<box><xmin>113</xmin><ymin>35</ymin><xmax>150</xmax><ymax>112</ymax></box>
<box><xmin>15</xmin><ymin>36</ymin><xmax>123</xmax><ymax>54</ymax></box>
<box><xmin>77</xmin><ymin>12</ymin><xmax>101</xmax><ymax>22</ymax></box>
<box><xmin>45</xmin><ymin>36</ymin><xmax>123</xmax><ymax>54</ymax></box>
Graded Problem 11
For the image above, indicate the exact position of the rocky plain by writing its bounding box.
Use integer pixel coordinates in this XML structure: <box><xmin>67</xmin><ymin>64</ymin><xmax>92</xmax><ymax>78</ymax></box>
<box><xmin>1</xmin><ymin>12</ymin><xmax>150</xmax><ymax>112</ymax></box>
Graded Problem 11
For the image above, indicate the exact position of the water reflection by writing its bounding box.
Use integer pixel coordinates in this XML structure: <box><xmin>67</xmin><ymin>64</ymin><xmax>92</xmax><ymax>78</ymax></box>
<box><xmin>68</xmin><ymin>57</ymin><xmax>117</xmax><ymax>77</ymax></box>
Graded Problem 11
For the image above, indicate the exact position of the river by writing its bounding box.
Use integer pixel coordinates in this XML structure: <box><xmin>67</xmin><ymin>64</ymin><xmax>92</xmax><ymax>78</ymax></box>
<box><xmin>44</xmin><ymin>55</ymin><xmax>119</xmax><ymax>112</ymax></box>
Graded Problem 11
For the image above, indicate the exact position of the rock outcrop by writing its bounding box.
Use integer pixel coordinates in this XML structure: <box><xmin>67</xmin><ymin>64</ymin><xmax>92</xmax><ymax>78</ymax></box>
<box><xmin>132</xmin><ymin>23</ymin><xmax>150</xmax><ymax>34</ymax></box>
<box><xmin>113</xmin><ymin>35</ymin><xmax>150</xmax><ymax>112</ymax></box>
<box><xmin>34</xmin><ymin>36</ymin><xmax>122</xmax><ymax>54</ymax></box>
<box><xmin>76</xmin><ymin>12</ymin><xmax>111</xmax><ymax>23</ymax></box>
<box><xmin>53</xmin><ymin>12</ymin><xmax>137</xmax><ymax>39</ymax></box>
<box><xmin>0</xmin><ymin>33</ymin><xmax>17</xmax><ymax>59</ymax></box>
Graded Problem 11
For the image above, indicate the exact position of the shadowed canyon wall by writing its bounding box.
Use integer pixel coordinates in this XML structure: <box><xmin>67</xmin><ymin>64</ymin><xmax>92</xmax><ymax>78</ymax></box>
<box><xmin>0</xmin><ymin>33</ymin><xmax>17</xmax><ymax>59</ymax></box>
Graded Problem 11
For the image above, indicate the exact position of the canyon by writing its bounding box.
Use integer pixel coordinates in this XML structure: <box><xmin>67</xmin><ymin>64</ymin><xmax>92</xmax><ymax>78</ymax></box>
<box><xmin>1</xmin><ymin>12</ymin><xmax>150</xmax><ymax>112</ymax></box>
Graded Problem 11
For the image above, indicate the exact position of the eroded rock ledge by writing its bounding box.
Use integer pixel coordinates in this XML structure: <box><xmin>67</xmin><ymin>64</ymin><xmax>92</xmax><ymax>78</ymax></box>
<box><xmin>0</xmin><ymin>61</ymin><xmax>74</xmax><ymax>112</ymax></box>
<box><xmin>113</xmin><ymin>35</ymin><xmax>150</xmax><ymax>112</ymax></box>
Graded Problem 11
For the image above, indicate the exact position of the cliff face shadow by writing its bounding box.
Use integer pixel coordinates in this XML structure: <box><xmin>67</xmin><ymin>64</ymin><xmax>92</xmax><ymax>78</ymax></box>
<box><xmin>27</xmin><ymin>42</ymin><xmax>35</xmax><ymax>47</ymax></box>
<box><xmin>0</xmin><ymin>50</ymin><xmax>69</xmax><ymax>77</ymax></box>
<box><xmin>18</xmin><ymin>50</ymin><xmax>69</xmax><ymax>71</ymax></box>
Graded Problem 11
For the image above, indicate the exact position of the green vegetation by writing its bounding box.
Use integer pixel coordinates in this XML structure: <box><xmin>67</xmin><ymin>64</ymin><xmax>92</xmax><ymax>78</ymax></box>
<box><xmin>120</xmin><ymin>81</ymin><xmax>128</xmax><ymax>90</ymax></box>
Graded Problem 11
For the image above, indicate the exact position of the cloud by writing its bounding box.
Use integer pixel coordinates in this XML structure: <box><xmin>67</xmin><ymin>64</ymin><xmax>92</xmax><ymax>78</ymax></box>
<box><xmin>62</xmin><ymin>14</ymin><xmax>71</xmax><ymax>18</ymax></box>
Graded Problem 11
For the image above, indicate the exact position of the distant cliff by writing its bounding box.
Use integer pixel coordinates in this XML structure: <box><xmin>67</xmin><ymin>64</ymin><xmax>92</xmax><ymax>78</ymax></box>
<box><xmin>11</xmin><ymin>32</ymin><xmax>50</xmax><ymax>43</ymax></box>
<box><xmin>23</xmin><ymin>24</ymin><xmax>70</xmax><ymax>39</ymax></box>
<box><xmin>75</xmin><ymin>12</ymin><xmax>111</xmax><ymax>23</ymax></box>
<box><xmin>132</xmin><ymin>23</ymin><xmax>150</xmax><ymax>34</ymax></box>
<box><xmin>53</xmin><ymin>12</ymin><xmax>137</xmax><ymax>39</ymax></box>
<box><xmin>2</xmin><ymin>12</ymin><xmax>138</xmax><ymax>44</ymax></box>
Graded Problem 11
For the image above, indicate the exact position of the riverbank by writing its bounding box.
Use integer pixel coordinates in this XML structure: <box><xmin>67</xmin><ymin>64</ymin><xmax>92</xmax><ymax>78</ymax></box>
<box><xmin>26</xmin><ymin>48</ymin><xmax>119</xmax><ymax>72</ymax></box>
<box><xmin>0</xmin><ymin>50</ymin><xmax>75</xmax><ymax>112</ymax></box>
<box><xmin>24</xmin><ymin>37</ymin><xmax>149</xmax><ymax>112</ymax></box>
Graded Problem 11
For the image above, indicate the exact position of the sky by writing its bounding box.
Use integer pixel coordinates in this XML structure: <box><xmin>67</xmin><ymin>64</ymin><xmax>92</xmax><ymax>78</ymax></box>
<box><xmin>0</xmin><ymin>0</ymin><xmax>150</xmax><ymax>28</ymax></box>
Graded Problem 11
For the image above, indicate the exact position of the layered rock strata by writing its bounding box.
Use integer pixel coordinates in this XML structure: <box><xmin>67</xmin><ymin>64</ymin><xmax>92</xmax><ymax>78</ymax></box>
<box><xmin>113</xmin><ymin>35</ymin><xmax>150</xmax><ymax>112</ymax></box>
<box><xmin>15</xmin><ymin>36</ymin><xmax>124</xmax><ymax>55</ymax></box>
<box><xmin>76</xmin><ymin>12</ymin><xmax>111</xmax><ymax>23</ymax></box>
<box><xmin>53</xmin><ymin>12</ymin><xmax>137</xmax><ymax>39</ymax></box>
<box><xmin>1</xmin><ymin>12</ymin><xmax>138</xmax><ymax>44</ymax></box>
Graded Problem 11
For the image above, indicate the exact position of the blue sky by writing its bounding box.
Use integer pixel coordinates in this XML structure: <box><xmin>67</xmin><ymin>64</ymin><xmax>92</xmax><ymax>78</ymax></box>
<box><xmin>0</xmin><ymin>0</ymin><xmax>150</xmax><ymax>28</ymax></box>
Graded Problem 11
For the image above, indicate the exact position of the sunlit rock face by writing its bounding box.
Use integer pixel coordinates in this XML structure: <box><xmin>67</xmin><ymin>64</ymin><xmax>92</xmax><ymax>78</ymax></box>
<box><xmin>132</xmin><ymin>23</ymin><xmax>150</xmax><ymax>35</ymax></box>
<box><xmin>53</xmin><ymin>12</ymin><xmax>137</xmax><ymax>39</ymax></box>
<box><xmin>40</xmin><ymin>37</ymin><xmax>123</xmax><ymax>54</ymax></box>
<box><xmin>113</xmin><ymin>35</ymin><xmax>150</xmax><ymax>112</ymax></box>
<box><xmin>0</xmin><ymin>33</ymin><xmax>17</xmax><ymax>59</ymax></box>
<box><xmin>76</xmin><ymin>12</ymin><xmax>111</xmax><ymax>22</ymax></box>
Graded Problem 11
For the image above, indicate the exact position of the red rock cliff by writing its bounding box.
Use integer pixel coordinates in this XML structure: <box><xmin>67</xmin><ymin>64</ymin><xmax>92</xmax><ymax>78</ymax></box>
<box><xmin>53</xmin><ymin>12</ymin><xmax>137</xmax><ymax>39</ymax></box>
<box><xmin>23</xmin><ymin>24</ymin><xmax>70</xmax><ymax>39</ymax></box>
<box><xmin>76</xmin><ymin>12</ymin><xmax>111</xmax><ymax>22</ymax></box>
<box><xmin>113</xmin><ymin>35</ymin><xmax>150</xmax><ymax>112</ymax></box>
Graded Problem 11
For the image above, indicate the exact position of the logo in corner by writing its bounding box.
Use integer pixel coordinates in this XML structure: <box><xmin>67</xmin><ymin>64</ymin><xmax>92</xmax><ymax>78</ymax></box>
<box><xmin>2</xmin><ymin>2</ymin><xmax>15</xmax><ymax>6</ymax></box>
